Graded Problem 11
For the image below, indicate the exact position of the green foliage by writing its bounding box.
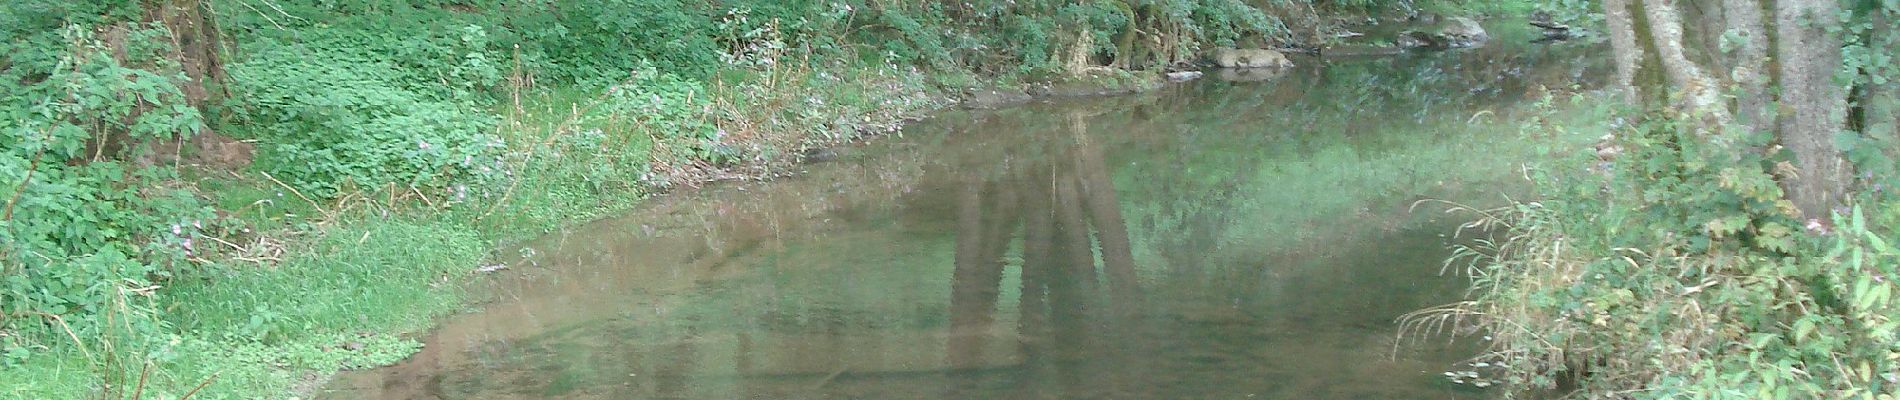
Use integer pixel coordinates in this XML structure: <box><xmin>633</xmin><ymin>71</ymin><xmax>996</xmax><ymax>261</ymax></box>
<box><xmin>541</xmin><ymin>0</ymin><xmax>722</xmax><ymax>80</ymax></box>
<box><xmin>225</xmin><ymin>37</ymin><xmax>503</xmax><ymax>197</ymax></box>
<box><xmin>1432</xmin><ymin>93</ymin><xmax>1900</xmax><ymax>399</ymax></box>
<box><xmin>1</xmin><ymin>21</ymin><xmax>210</xmax><ymax>344</ymax></box>
<box><xmin>6</xmin><ymin>0</ymin><xmax>1538</xmax><ymax>398</ymax></box>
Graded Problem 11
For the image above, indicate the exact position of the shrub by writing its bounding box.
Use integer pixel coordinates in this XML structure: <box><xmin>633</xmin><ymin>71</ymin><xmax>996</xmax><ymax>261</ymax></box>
<box><xmin>1</xmin><ymin>22</ymin><xmax>210</xmax><ymax>351</ymax></box>
<box><xmin>226</xmin><ymin>40</ymin><xmax>502</xmax><ymax>197</ymax></box>
<box><xmin>1412</xmin><ymin>96</ymin><xmax>1900</xmax><ymax>398</ymax></box>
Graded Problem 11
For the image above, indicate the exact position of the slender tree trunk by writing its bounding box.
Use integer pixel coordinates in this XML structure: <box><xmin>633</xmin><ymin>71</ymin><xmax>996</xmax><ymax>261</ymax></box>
<box><xmin>1640</xmin><ymin>0</ymin><xmax>1729</xmax><ymax>125</ymax></box>
<box><xmin>1723</xmin><ymin>0</ymin><xmax>1773</xmax><ymax>134</ymax></box>
<box><xmin>1605</xmin><ymin>0</ymin><xmax>1647</xmax><ymax>104</ymax></box>
<box><xmin>1775</xmin><ymin>0</ymin><xmax>1851</xmax><ymax>219</ymax></box>
<box><xmin>1685</xmin><ymin>1</ymin><xmax>1726</xmax><ymax>71</ymax></box>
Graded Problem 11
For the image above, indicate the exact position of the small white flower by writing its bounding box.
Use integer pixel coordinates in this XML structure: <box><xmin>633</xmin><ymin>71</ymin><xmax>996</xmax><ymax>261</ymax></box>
<box><xmin>419</xmin><ymin>140</ymin><xmax>432</xmax><ymax>150</ymax></box>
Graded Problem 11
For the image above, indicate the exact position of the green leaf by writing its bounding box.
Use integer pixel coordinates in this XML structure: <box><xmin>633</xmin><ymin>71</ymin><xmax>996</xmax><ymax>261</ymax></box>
<box><xmin>1855</xmin><ymin>276</ymin><xmax>1878</xmax><ymax>310</ymax></box>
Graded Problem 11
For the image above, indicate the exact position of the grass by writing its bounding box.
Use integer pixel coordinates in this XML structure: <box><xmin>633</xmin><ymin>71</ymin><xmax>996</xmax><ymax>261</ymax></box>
<box><xmin>2</xmin><ymin>217</ymin><xmax>483</xmax><ymax>399</ymax></box>
<box><xmin>0</xmin><ymin>56</ymin><xmax>961</xmax><ymax>399</ymax></box>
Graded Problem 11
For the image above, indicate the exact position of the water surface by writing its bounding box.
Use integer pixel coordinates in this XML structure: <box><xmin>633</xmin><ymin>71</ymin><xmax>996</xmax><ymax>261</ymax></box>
<box><xmin>323</xmin><ymin>32</ymin><xmax>1600</xmax><ymax>399</ymax></box>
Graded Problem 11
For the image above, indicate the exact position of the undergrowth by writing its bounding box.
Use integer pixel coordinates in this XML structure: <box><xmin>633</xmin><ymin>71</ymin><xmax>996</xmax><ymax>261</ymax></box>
<box><xmin>1403</xmin><ymin>92</ymin><xmax>1900</xmax><ymax>398</ymax></box>
<box><xmin>1</xmin><ymin>0</ymin><xmax>1525</xmax><ymax>398</ymax></box>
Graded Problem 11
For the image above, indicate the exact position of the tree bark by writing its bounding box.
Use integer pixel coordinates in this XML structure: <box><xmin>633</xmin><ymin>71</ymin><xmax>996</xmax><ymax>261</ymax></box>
<box><xmin>1604</xmin><ymin>0</ymin><xmax>1646</xmax><ymax>104</ymax></box>
<box><xmin>1775</xmin><ymin>0</ymin><xmax>1851</xmax><ymax>219</ymax></box>
<box><xmin>1723</xmin><ymin>0</ymin><xmax>1772</xmax><ymax>134</ymax></box>
<box><xmin>1640</xmin><ymin>0</ymin><xmax>1729</xmax><ymax>125</ymax></box>
<box><xmin>150</xmin><ymin>0</ymin><xmax>226</xmax><ymax>108</ymax></box>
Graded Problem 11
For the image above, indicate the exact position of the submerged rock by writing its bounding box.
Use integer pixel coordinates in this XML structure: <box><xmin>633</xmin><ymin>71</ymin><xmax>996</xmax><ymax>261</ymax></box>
<box><xmin>801</xmin><ymin>147</ymin><xmax>842</xmax><ymax>163</ymax></box>
<box><xmin>1032</xmin><ymin>69</ymin><xmax>1166</xmax><ymax>97</ymax></box>
<box><xmin>960</xmin><ymin>88</ymin><xmax>1031</xmax><ymax>109</ymax></box>
<box><xmin>1212</xmin><ymin>47</ymin><xmax>1294</xmax><ymax>69</ymax></box>
<box><xmin>1165</xmin><ymin>71</ymin><xmax>1204</xmax><ymax>82</ymax></box>
<box><xmin>1398</xmin><ymin>16</ymin><xmax>1490</xmax><ymax>49</ymax></box>
<box><xmin>1214</xmin><ymin>68</ymin><xmax>1288</xmax><ymax>82</ymax></box>
<box><xmin>1396</xmin><ymin>31</ymin><xmax>1436</xmax><ymax>48</ymax></box>
<box><xmin>1441</xmin><ymin>17</ymin><xmax>1490</xmax><ymax>46</ymax></box>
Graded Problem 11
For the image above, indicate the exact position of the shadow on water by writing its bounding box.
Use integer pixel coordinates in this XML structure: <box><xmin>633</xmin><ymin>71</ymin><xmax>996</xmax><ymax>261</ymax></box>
<box><xmin>321</xmin><ymin>24</ymin><xmax>1604</xmax><ymax>400</ymax></box>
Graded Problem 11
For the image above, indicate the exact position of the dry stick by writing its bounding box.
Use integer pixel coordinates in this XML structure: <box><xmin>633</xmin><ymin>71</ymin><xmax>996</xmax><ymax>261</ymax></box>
<box><xmin>18</xmin><ymin>312</ymin><xmax>95</xmax><ymax>366</ymax></box>
<box><xmin>0</xmin><ymin>144</ymin><xmax>45</xmax><ymax>221</ymax></box>
<box><xmin>259</xmin><ymin>171</ymin><xmax>329</xmax><ymax>219</ymax></box>
<box><xmin>132</xmin><ymin>362</ymin><xmax>151</xmax><ymax>400</ymax></box>
<box><xmin>178</xmin><ymin>373</ymin><xmax>218</xmax><ymax>400</ymax></box>
<box><xmin>409</xmin><ymin>185</ymin><xmax>436</xmax><ymax>209</ymax></box>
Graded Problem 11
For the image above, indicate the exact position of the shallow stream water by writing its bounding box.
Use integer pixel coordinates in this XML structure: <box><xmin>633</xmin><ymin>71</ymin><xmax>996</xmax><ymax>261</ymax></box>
<box><xmin>322</xmin><ymin>26</ymin><xmax>1600</xmax><ymax>399</ymax></box>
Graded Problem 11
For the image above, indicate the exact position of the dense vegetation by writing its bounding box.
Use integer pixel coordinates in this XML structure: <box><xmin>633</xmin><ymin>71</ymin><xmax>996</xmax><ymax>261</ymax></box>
<box><xmin>1406</xmin><ymin>1</ymin><xmax>1900</xmax><ymax>398</ymax></box>
<box><xmin>32</xmin><ymin>0</ymin><xmax>1898</xmax><ymax>398</ymax></box>
<box><xmin>0</xmin><ymin>0</ymin><xmax>1503</xmax><ymax>398</ymax></box>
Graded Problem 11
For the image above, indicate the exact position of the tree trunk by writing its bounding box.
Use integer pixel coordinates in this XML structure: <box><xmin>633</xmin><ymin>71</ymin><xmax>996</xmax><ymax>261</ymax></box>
<box><xmin>1775</xmin><ymin>0</ymin><xmax>1851</xmax><ymax>219</ymax></box>
<box><xmin>1639</xmin><ymin>0</ymin><xmax>1729</xmax><ymax>125</ymax></box>
<box><xmin>151</xmin><ymin>0</ymin><xmax>226</xmax><ymax>108</ymax></box>
<box><xmin>1604</xmin><ymin>0</ymin><xmax>1646</xmax><ymax>104</ymax></box>
<box><xmin>1723</xmin><ymin>0</ymin><xmax>1772</xmax><ymax>134</ymax></box>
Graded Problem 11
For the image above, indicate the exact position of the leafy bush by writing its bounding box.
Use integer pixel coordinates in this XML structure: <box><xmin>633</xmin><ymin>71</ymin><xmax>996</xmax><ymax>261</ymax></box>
<box><xmin>226</xmin><ymin>40</ymin><xmax>502</xmax><ymax>197</ymax></box>
<box><xmin>1</xmin><ymin>22</ymin><xmax>210</xmax><ymax>346</ymax></box>
<box><xmin>531</xmin><ymin>0</ymin><xmax>723</xmax><ymax>82</ymax></box>
<box><xmin>1415</xmin><ymin>95</ymin><xmax>1900</xmax><ymax>398</ymax></box>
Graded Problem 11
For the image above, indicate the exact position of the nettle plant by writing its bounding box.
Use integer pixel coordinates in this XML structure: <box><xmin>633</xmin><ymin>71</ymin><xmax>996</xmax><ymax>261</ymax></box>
<box><xmin>226</xmin><ymin>38</ymin><xmax>504</xmax><ymax>198</ymax></box>
<box><xmin>1</xmin><ymin>23</ymin><xmax>211</xmax><ymax>354</ymax></box>
<box><xmin>593</xmin><ymin>66</ymin><xmax>725</xmax><ymax>165</ymax></box>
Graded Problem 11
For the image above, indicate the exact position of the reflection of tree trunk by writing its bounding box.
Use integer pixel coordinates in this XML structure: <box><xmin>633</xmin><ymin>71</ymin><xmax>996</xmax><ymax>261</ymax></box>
<box><xmin>654</xmin><ymin>328</ymin><xmax>700</xmax><ymax>397</ymax></box>
<box><xmin>1775</xmin><ymin>0</ymin><xmax>1849</xmax><ymax>218</ymax></box>
<box><xmin>1073</xmin><ymin>132</ymin><xmax>1138</xmax><ymax>298</ymax></box>
<box><xmin>1044</xmin><ymin>208</ymin><xmax>1093</xmax><ymax>399</ymax></box>
<box><xmin>949</xmin><ymin>184</ymin><xmax>995</xmax><ymax>368</ymax></box>
<box><xmin>949</xmin><ymin>180</ymin><xmax>1020</xmax><ymax>369</ymax></box>
<box><xmin>1052</xmin><ymin>172</ymin><xmax>1099</xmax><ymax>289</ymax></box>
<box><xmin>1018</xmin><ymin>169</ymin><xmax>1054</xmax><ymax>343</ymax></box>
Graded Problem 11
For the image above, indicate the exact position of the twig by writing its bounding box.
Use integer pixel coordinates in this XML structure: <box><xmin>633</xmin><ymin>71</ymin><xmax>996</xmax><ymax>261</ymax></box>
<box><xmin>476</xmin><ymin>79</ymin><xmax>634</xmax><ymax>222</ymax></box>
<box><xmin>132</xmin><ymin>361</ymin><xmax>151</xmax><ymax>400</ymax></box>
<box><xmin>810</xmin><ymin>364</ymin><xmax>849</xmax><ymax>391</ymax></box>
<box><xmin>409</xmin><ymin>185</ymin><xmax>436</xmax><ymax>209</ymax></box>
<box><xmin>179</xmin><ymin>373</ymin><xmax>218</xmax><ymax>400</ymax></box>
<box><xmin>2</xmin><ymin>130</ymin><xmax>50</xmax><ymax>221</ymax></box>
<box><xmin>16</xmin><ymin>312</ymin><xmax>94</xmax><ymax>366</ymax></box>
<box><xmin>259</xmin><ymin>171</ymin><xmax>329</xmax><ymax>219</ymax></box>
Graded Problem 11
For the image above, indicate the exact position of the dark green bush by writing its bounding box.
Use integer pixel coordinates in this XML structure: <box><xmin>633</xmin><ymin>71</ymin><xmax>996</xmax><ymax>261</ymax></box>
<box><xmin>226</xmin><ymin>40</ymin><xmax>502</xmax><ymax>197</ymax></box>
<box><xmin>1</xmin><ymin>22</ymin><xmax>210</xmax><ymax>345</ymax></box>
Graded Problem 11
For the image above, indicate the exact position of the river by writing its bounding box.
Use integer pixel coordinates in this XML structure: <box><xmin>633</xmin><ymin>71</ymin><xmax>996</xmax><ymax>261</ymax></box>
<box><xmin>321</xmin><ymin>22</ymin><xmax>1600</xmax><ymax>399</ymax></box>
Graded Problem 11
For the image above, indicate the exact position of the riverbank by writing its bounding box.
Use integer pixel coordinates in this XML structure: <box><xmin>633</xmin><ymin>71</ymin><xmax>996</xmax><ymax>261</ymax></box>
<box><xmin>316</xmin><ymin>36</ymin><xmax>1610</xmax><ymax>398</ymax></box>
<box><xmin>0</xmin><ymin>1</ymin><xmax>1546</xmax><ymax>398</ymax></box>
<box><xmin>0</xmin><ymin>39</ymin><xmax>1221</xmax><ymax>400</ymax></box>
